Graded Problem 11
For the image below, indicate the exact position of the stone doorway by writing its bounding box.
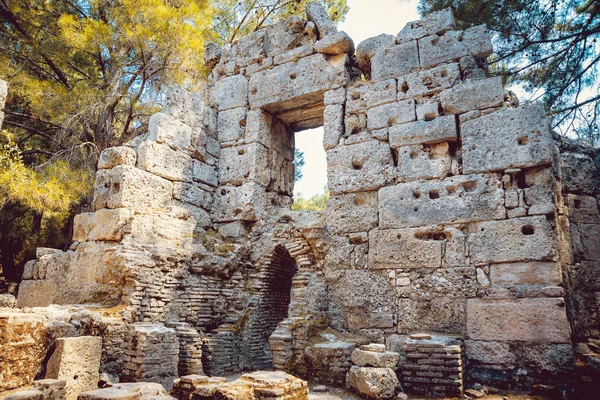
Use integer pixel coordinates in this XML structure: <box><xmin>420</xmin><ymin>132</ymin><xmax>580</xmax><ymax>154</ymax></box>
<box><xmin>243</xmin><ymin>244</ymin><xmax>298</xmax><ymax>370</ymax></box>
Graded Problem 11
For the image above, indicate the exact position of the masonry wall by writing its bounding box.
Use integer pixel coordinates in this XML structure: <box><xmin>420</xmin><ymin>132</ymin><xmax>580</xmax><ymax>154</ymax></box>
<box><xmin>11</xmin><ymin>4</ymin><xmax>599</xmax><ymax>392</ymax></box>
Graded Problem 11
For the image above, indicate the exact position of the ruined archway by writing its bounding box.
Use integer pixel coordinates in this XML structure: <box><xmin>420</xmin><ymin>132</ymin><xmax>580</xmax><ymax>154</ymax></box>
<box><xmin>242</xmin><ymin>244</ymin><xmax>298</xmax><ymax>370</ymax></box>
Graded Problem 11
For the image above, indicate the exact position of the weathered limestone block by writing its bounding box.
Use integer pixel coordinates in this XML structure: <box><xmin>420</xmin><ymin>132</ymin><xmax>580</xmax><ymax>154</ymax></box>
<box><xmin>0</xmin><ymin>311</ymin><xmax>49</xmax><ymax>391</ymax></box>
<box><xmin>397</xmin><ymin>297</ymin><xmax>469</xmax><ymax>334</ymax></box>
<box><xmin>306</xmin><ymin>2</ymin><xmax>337</xmax><ymax>37</ymax></box>
<box><xmin>224</xmin><ymin>30</ymin><xmax>267</xmax><ymax>70</ymax></box>
<box><xmin>418</xmin><ymin>25</ymin><xmax>492</xmax><ymax>69</ymax></box>
<box><xmin>371</xmin><ymin>41</ymin><xmax>419</xmax><ymax>82</ymax></box>
<box><xmin>218</xmin><ymin>143</ymin><xmax>270</xmax><ymax>186</ymax></box>
<box><xmin>327</xmin><ymin>140</ymin><xmax>394</xmax><ymax>194</ymax></box>
<box><xmin>466</xmin><ymin>298</ymin><xmax>571</xmax><ymax>343</ymax></box>
<box><xmin>204</xmin><ymin>41</ymin><xmax>222</xmax><ymax>69</ymax></box>
<box><xmin>356</xmin><ymin>34</ymin><xmax>396</xmax><ymax>79</ymax></box>
<box><xmin>73</xmin><ymin>208</ymin><xmax>132</xmax><ymax>242</ymax></box>
<box><xmin>217</xmin><ymin>107</ymin><xmax>247</xmax><ymax>142</ymax></box>
<box><xmin>16</xmin><ymin>280</ymin><xmax>58</xmax><ymax>307</ymax></box>
<box><xmin>396</xmin><ymin>8</ymin><xmax>455</xmax><ymax>44</ymax></box>
<box><xmin>346</xmin><ymin>366</ymin><xmax>398</xmax><ymax>400</ymax></box>
<box><xmin>351</xmin><ymin>348</ymin><xmax>401</xmax><ymax>368</ymax></box>
<box><xmin>389</xmin><ymin>115</ymin><xmax>456</xmax><ymax>148</ymax></box>
<box><xmin>347</xmin><ymin>79</ymin><xmax>397</xmax><ymax>113</ymax></box>
<box><xmin>440</xmin><ymin>77</ymin><xmax>504</xmax><ymax>115</ymax></box>
<box><xmin>379</xmin><ymin>174</ymin><xmax>505</xmax><ymax>229</ymax></box>
<box><xmin>0</xmin><ymin>293</ymin><xmax>16</xmax><ymax>307</ymax></box>
<box><xmin>323</xmin><ymin>104</ymin><xmax>344</xmax><ymax>150</ymax></box>
<box><xmin>467</xmin><ymin>216</ymin><xmax>554</xmax><ymax>265</ymax></box>
<box><xmin>172</xmin><ymin>182</ymin><xmax>212</xmax><ymax>210</ymax></box>
<box><xmin>137</xmin><ymin>141</ymin><xmax>194</xmax><ymax>182</ymax></box>
<box><xmin>32</xmin><ymin>379</ymin><xmax>67</xmax><ymax>400</ymax></box>
<box><xmin>98</xmin><ymin>147</ymin><xmax>136</xmax><ymax>169</ymax></box>
<box><xmin>213</xmin><ymin>183</ymin><xmax>266</xmax><ymax>222</ymax></box>
<box><xmin>324</xmin><ymin>87</ymin><xmax>346</xmax><ymax>105</ymax></box>
<box><xmin>123</xmin><ymin>207</ymin><xmax>198</xmax><ymax>248</ymax></box>
<box><xmin>464</xmin><ymin>340</ymin><xmax>516</xmax><ymax>365</ymax></box>
<box><xmin>78</xmin><ymin>389</ymin><xmax>140</xmax><ymax>400</ymax></box>
<box><xmin>416</xmin><ymin>102</ymin><xmax>440</xmax><ymax>121</ymax></box>
<box><xmin>395</xmin><ymin>142</ymin><xmax>452</xmax><ymax>182</ymax></box>
<box><xmin>567</xmin><ymin>194</ymin><xmax>600</xmax><ymax>223</ymax></box>
<box><xmin>46</xmin><ymin>336</ymin><xmax>102</xmax><ymax>400</ymax></box>
<box><xmin>401</xmin><ymin>63</ymin><xmax>461</xmax><ymax>98</ymax></box>
<box><xmin>579</xmin><ymin>223</ymin><xmax>600</xmax><ymax>260</ymax></box>
<box><xmin>370</xmin><ymin>228</ymin><xmax>443</xmax><ymax>269</ymax></box>
<box><xmin>326</xmin><ymin>191</ymin><xmax>378</xmax><ymax>234</ymax></box>
<box><xmin>192</xmin><ymin>160</ymin><xmax>218</xmax><ymax>187</ymax></box>
<box><xmin>462</xmin><ymin>105</ymin><xmax>553</xmax><ymax>174</ymax></box>
<box><xmin>249</xmin><ymin>54</ymin><xmax>347</xmax><ymax>111</ymax></box>
<box><xmin>210</xmin><ymin>75</ymin><xmax>248</xmax><ymax>111</ymax></box>
<box><xmin>367</xmin><ymin>100</ymin><xmax>416</xmax><ymax>130</ymax></box>
<box><xmin>148</xmin><ymin>113</ymin><xmax>198</xmax><ymax>156</ymax></box>
<box><xmin>560</xmin><ymin>151</ymin><xmax>600</xmax><ymax>194</ymax></box>
<box><xmin>314</xmin><ymin>31</ymin><xmax>354</xmax><ymax>55</ymax></box>
<box><xmin>273</xmin><ymin>44</ymin><xmax>313</xmax><ymax>66</ymax></box>
<box><xmin>489</xmin><ymin>262</ymin><xmax>562</xmax><ymax>286</ymax></box>
<box><xmin>93</xmin><ymin>166</ymin><xmax>173</xmax><ymax>211</ymax></box>
<box><xmin>264</xmin><ymin>16</ymin><xmax>314</xmax><ymax>58</ymax></box>
<box><xmin>110</xmin><ymin>383</ymin><xmax>170</xmax><ymax>400</ymax></box>
<box><xmin>460</xmin><ymin>55</ymin><xmax>487</xmax><ymax>81</ymax></box>
<box><xmin>5</xmin><ymin>390</ymin><xmax>43</xmax><ymax>400</ymax></box>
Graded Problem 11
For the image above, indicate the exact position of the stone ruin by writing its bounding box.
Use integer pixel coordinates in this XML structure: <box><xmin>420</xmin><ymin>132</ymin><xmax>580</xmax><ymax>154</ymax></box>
<box><xmin>1</xmin><ymin>2</ymin><xmax>600</xmax><ymax>399</ymax></box>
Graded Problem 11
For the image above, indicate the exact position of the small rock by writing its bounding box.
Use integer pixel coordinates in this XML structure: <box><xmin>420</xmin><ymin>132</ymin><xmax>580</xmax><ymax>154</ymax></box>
<box><xmin>360</xmin><ymin>343</ymin><xmax>386</xmax><ymax>353</ymax></box>
<box><xmin>397</xmin><ymin>393</ymin><xmax>408</xmax><ymax>400</ymax></box>
<box><xmin>587</xmin><ymin>355</ymin><xmax>600</xmax><ymax>370</ymax></box>
<box><xmin>312</xmin><ymin>385</ymin><xmax>328</xmax><ymax>392</ymax></box>
<box><xmin>0</xmin><ymin>293</ymin><xmax>16</xmax><ymax>308</ymax></box>
<box><xmin>409</xmin><ymin>333</ymin><xmax>431</xmax><ymax>340</ymax></box>
<box><xmin>465</xmin><ymin>389</ymin><xmax>485</xmax><ymax>398</ymax></box>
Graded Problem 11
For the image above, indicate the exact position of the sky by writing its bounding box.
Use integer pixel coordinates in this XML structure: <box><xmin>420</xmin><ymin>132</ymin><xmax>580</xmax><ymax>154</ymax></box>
<box><xmin>293</xmin><ymin>0</ymin><xmax>420</xmax><ymax>199</ymax></box>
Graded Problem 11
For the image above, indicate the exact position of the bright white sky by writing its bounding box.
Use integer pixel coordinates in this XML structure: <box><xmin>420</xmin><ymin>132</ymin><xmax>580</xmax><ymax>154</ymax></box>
<box><xmin>293</xmin><ymin>0</ymin><xmax>420</xmax><ymax>198</ymax></box>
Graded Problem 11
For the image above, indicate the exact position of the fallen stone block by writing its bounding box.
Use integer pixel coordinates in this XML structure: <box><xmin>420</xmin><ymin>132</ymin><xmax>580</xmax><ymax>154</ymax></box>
<box><xmin>46</xmin><ymin>336</ymin><xmax>102</xmax><ymax>400</ymax></box>
<box><xmin>5</xmin><ymin>390</ymin><xmax>44</xmax><ymax>400</ymax></box>
<box><xmin>32</xmin><ymin>379</ymin><xmax>67</xmax><ymax>400</ymax></box>
<box><xmin>78</xmin><ymin>389</ymin><xmax>140</xmax><ymax>400</ymax></box>
<box><xmin>351</xmin><ymin>348</ymin><xmax>401</xmax><ymax>368</ymax></box>
<box><xmin>346</xmin><ymin>366</ymin><xmax>398</xmax><ymax>400</ymax></box>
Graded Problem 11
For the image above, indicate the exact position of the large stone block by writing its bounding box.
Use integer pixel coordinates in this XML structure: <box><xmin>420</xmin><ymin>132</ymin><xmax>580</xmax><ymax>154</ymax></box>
<box><xmin>248</xmin><ymin>53</ymin><xmax>347</xmax><ymax>112</ymax></box>
<box><xmin>351</xmin><ymin>348</ymin><xmax>401</xmax><ymax>368</ymax></box>
<box><xmin>346</xmin><ymin>366</ymin><xmax>398</xmax><ymax>400</ymax></box>
<box><xmin>210</xmin><ymin>75</ymin><xmax>248</xmax><ymax>110</ymax></box>
<box><xmin>137</xmin><ymin>141</ymin><xmax>194</xmax><ymax>182</ymax></box>
<box><xmin>326</xmin><ymin>191</ymin><xmax>378</xmax><ymax>234</ymax></box>
<box><xmin>213</xmin><ymin>183</ymin><xmax>266</xmax><ymax>222</ymax></box>
<box><xmin>379</xmin><ymin>174</ymin><xmax>505</xmax><ymax>229</ymax></box>
<box><xmin>327</xmin><ymin>140</ymin><xmax>394</xmax><ymax>194</ymax></box>
<box><xmin>46</xmin><ymin>336</ymin><xmax>102</xmax><ymax>400</ymax></box>
<box><xmin>72</xmin><ymin>208</ymin><xmax>132</xmax><ymax>242</ymax></box>
<box><xmin>466</xmin><ymin>298</ymin><xmax>571</xmax><ymax>343</ymax></box>
<box><xmin>371</xmin><ymin>41</ymin><xmax>420</xmax><ymax>82</ymax></box>
<box><xmin>397</xmin><ymin>297</ymin><xmax>468</xmax><ymax>335</ymax></box>
<box><xmin>346</xmin><ymin>79</ymin><xmax>397</xmax><ymax>113</ymax></box>
<box><xmin>367</xmin><ymin>100</ymin><xmax>416</xmax><ymax>130</ymax></box>
<box><xmin>356</xmin><ymin>34</ymin><xmax>396</xmax><ymax>80</ymax></box>
<box><xmin>123</xmin><ymin>207</ymin><xmax>198</xmax><ymax>248</ymax></box>
<box><xmin>323</xmin><ymin>104</ymin><xmax>344</xmax><ymax>150</ymax></box>
<box><xmin>148</xmin><ymin>113</ymin><xmax>197</xmax><ymax>157</ymax></box>
<box><xmin>97</xmin><ymin>147</ymin><xmax>136</xmax><ymax>170</ymax></box>
<box><xmin>192</xmin><ymin>160</ymin><xmax>218</xmax><ymax>187</ymax></box>
<box><xmin>264</xmin><ymin>16</ymin><xmax>314</xmax><ymax>58</ymax></box>
<box><xmin>467</xmin><ymin>216</ymin><xmax>555</xmax><ymax>265</ymax></box>
<box><xmin>418</xmin><ymin>25</ymin><xmax>492</xmax><ymax>68</ymax></box>
<box><xmin>579</xmin><ymin>223</ymin><xmax>600</xmax><ymax>261</ymax></box>
<box><xmin>440</xmin><ymin>77</ymin><xmax>504</xmax><ymax>115</ymax></box>
<box><xmin>464</xmin><ymin>340</ymin><xmax>516</xmax><ymax>365</ymax></box>
<box><xmin>389</xmin><ymin>115</ymin><xmax>456</xmax><ymax>148</ymax></box>
<box><xmin>218</xmin><ymin>143</ymin><xmax>270</xmax><ymax>186</ymax></box>
<box><xmin>401</xmin><ymin>63</ymin><xmax>461</xmax><ymax>98</ymax></box>
<box><xmin>172</xmin><ymin>182</ymin><xmax>212</xmax><ymax>210</ymax></box>
<box><xmin>77</xmin><ymin>389</ymin><xmax>140</xmax><ymax>400</ymax></box>
<box><xmin>16</xmin><ymin>280</ymin><xmax>57</xmax><ymax>308</ymax></box>
<box><xmin>217</xmin><ymin>107</ymin><xmax>247</xmax><ymax>142</ymax></box>
<box><xmin>489</xmin><ymin>262</ymin><xmax>562</xmax><ymax>286</ymax></box>
<box><xmin>397</xmin><ymin>8</ymin><xmax>455</xmax><ymax>44</ymax></box>
<box><xmin>93</xmin><ymin>166</ymin><xmax>172</xmax><ymax>211</ymax></box>
<box><xmin>462</xmin><ymin>104</ymin><xmax>554</xmax><ymax>174</ymax></box>
<box><xmin>395</xmin><ymin>142</ymin><xmax>452</xmax><ymax>182</ymax></box>
<box><xmin>370</xmin><ymin>228</ymin><xmax>443</xmax><ymax>269</ymax></box>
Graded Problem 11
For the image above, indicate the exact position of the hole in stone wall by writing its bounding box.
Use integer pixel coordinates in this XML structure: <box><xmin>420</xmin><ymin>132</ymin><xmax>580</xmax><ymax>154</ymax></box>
<box><xmin>413</xmin><ymin>191</ymin><xmax>421</xmax><ymax>199</ymax></box>
<box><xmin>243</xmin><ymin>245</ymin><xmax>298</xmax><ymax>370</ymax></box>
<box><xmin>461</xmin><ymin>181</ymin><xmax>477</xmax><ymax>192</ymax></box>
<box><xmin>574</xmin><ymin>199</ymin><xmax>582</xmax><ymax>209</ymax></box>
<box><xmin>415</xmin><ymin>229</ymin><xmax>448</xmax><ymax>241</ymax></box>
<box><xmin>521</xmin><ymin>225</ymin><xmax>535</xmax><ymax>235</ymax></box>
<box><xmin>428</xmin><ymin>190</ymin><xmax>440</xmax><ymax>199</ymax></box>
<box><xmin>517</xmin><ymin>136</ymin><xmax>529</xmax><ymax>145</ymax></box>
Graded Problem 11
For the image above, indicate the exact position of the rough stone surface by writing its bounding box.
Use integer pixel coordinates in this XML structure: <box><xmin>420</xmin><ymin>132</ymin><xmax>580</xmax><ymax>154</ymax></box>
<box><xmin>46</xmin><ymin>336</ymin><xmax>102</xmax><ymax>400</ymax></box>
<box><xmin>351</xmin><ymin>348</ymin><xmax>401</xmax><ymax>368</ymax></box>
<box><xmin>346</xmin><ymin>366</ymin><xmax>398</xmax><ymax>400</ymax></box>
<box><xmin>371</xmin><ymin>41</ymin><xmax>420</xmax><ymax>82</ymax></box>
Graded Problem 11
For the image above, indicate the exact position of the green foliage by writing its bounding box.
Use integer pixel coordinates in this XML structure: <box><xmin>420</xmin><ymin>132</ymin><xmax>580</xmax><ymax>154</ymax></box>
<box><xmin>0</xmin><ymin>132</ymin><xmax>92</xmax><ymax>282</ymax></box>
<box><xmin>213</xmin><ymin>0</ymin><xmax>349</xmax><ymax>43</ymax></box>
<box><xmin>294</xmin><ymin>148</ymin><xmax>305</xmax><ymax>182</ymax></box>
<box><xmin>419</xmin><ymin>0</ymin><xmax>600</xmax><ymax>145</ymax></box>
<box><xmin>292</xmin><ymin>186</ymin><xmax>330</xmax><ymax>211</ymax></box>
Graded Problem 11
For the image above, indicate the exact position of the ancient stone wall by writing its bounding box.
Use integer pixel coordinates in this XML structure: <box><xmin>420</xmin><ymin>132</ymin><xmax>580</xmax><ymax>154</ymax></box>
<box><xmin>6</xmin><ymin>3</ymin><xmax>600</xmax><ymax>395</ymax></box>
